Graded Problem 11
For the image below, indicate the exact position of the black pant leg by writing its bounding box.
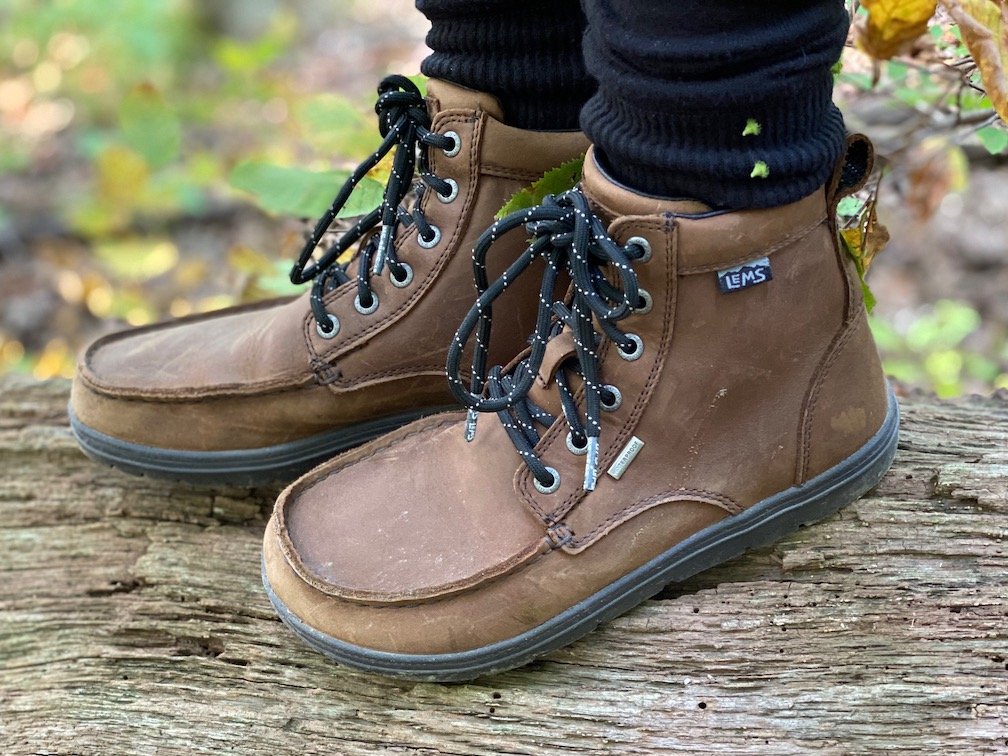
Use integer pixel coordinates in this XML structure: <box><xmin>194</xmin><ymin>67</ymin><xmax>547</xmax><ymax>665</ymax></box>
<box><xmin>580</xmin><ymin>0</ymin><xmax>850</xmax><ymax>209</ymax></box>
<box><xmin>416</xmin><ymin>0</ymin><xmax>594</xmax><ymax>131</ymax></box>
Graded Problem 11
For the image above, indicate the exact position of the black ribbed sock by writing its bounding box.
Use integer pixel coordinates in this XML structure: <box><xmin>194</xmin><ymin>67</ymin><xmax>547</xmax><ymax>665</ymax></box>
<box><xmin>416</xmin><ymin>0</ymin><xmax>594</xmax><ymax>131</ymax></box>
<box><xmin>580</xmin><ymin>0</ymin><xmax>850</xmax><ymax>209</ymax></box>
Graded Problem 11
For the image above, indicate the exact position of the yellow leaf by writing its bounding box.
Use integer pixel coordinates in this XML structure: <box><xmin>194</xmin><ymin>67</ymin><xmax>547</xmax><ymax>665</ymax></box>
<box><xmin>839</xmin><ymin>189</ymin><xmax>890</xmax><ymax>312</ymax></box>
<box><xmin>940</xmin><ymin>0</ymin><xmax>1008</xmax><ymax>121</ymax></box>
<box><xmin>857</xmin><ymin>0</ymin><xmax>938</xmax><ymax>59</ymax></box>
<box><xmin>228</xmin><ymin>246</ymin><xmax>276</xmax><ymax>277</ymax></box>
<box><xmin>94</xmin><ymin>237</ymin><xmax>178</xmax><ymax>282</ymax></box>
<box><xmin>96</xmin><ymin>145</ymin><xmax>149</xmax><ymax>206</ymax></box>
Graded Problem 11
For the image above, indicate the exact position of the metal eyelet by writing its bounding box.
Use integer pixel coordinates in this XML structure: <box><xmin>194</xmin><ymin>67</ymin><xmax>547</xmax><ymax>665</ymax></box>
<box><xmin>601</xmin><ymin>384</ymin><xmax>623</xmax><ymax>411</ymax></box>
<box><xmin>437</xmin><ymin>178</ymin><xmax>459</xmax><ymax>204</ymax></box>
<box><xmin>627</xmin><ymin>236</ymin><xmax>652</xmax><ymax>263</ymax></box>
<box><xmin>390</xmin><ymin>262</ymin><xmax>414</xmax><ymax>288</ymax></box>
<box><xmin>635</xmin><ymin>288</ymin><xmax>653</xmax><ymax>315</ymax></box>
<box><xmin>441</xmin><ymin>130</ymin><xmax>461</xmax><ymax>158</ymax></box>
<box><xmin>534</xmin><ymin>467</ymin><xmax>561</xmax><ymax>494</ymax></box>
<box><xmin>354</xmin><ymin>292</ymin><xmax>379</xmax><ymax>315</ymax></box>
<box><xmin>618</xmin><ymin>333</ymin><xmax>644</xmax><ymax>361</ymax></box>
<box><xmin>316</xmin><ymin>314</ymin><xmax>340</xmax><ymax>339</ymax></box>
<box><xmin>418</xmin><ymin>226</ymin><xmax>441</xmax><ymax>249</ymax></box>
<box><xmin>566</xmin><ymin>432</ymin><xmax>588</xmax><ymax>456</ymax></box>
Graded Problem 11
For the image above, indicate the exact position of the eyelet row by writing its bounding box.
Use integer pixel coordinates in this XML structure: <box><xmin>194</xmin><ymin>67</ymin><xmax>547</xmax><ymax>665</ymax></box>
<box><xmin>315</xmin><ymin>130</ymin><xmax>461</xmax><ymax>344</ymax></box>
<box><xmin>536</xmin><ymin>240</ymin><xmax>650</xmax><ymax>494</ymax></box>
<box><xmin>315</xmin><ymin>260</ymin><xmax>416</xmax><ymax>340</ymax></box>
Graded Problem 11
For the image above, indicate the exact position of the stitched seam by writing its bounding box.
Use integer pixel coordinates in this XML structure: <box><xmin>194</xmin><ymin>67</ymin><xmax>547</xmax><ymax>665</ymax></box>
<box><xmin>796</xmin><ymin>220</ymin><xmax>859</xmax><ymax>483</ymax></box>
<box><xmin>77</xmin><ymin>368</ymin><xmax>318</xmax><ymax>403</ymax></box>
<box><xmin>480</xmin><ymin>164</ymin><xmax>547</xmax><ymax>182</ymax></box>
<box><xmin>289</xmin><ymin>541</ymin><xmax>555</xmax><ymax>609</ymax></box>
<box><xmin>83</xmin><ymin>296</ymin><xmax>291</xmax><ymax>366</ymax></box>
<box><xmin>559</xmin><ymin>216</ymin><xmax>674</xmax><ymax>519</ymax></box>
<box><xmin>291</xmin><ymin>538</ymin><xmax>551</xmax><ymax>606</ymax></box>
<box><xmin>276</xmin><ymin>411</ymin><xmax>557</xmax><ymax>607</ymax></box>
<box><xmin>517</xmin><ymin>216</ymin><xmax>676</xmax><ymax>524</ymax></box>
<box><xmin>679</xmin><ymin>215</ymin><xmax>826</xmax><ymax>275</ymax></box>
<box><xmin>275</xmin><ymin>418</ymin><xmax>464</xmax><ymax>588</ymax></box>
<box><xmin>323</xmin><ymin>364</ymin><xmax>472</xmax><ymax>390</ymax></box>
<box><xmin>301</xmin><ymin>112</ymin><xmax>481</xmax><ymax>368</ymax></box>
<box><xmin>565</xmin><ymin>488</ymin><xmax>740</xmax><ymax>550</ymax></box>
<box><xmin>798</xmin><ymin>312</ymin><xmax>860</xmax><ymax>482</ymax></box>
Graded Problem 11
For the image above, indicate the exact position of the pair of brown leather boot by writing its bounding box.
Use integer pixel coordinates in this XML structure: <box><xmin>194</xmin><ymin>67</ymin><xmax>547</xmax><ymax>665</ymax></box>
<box><xmin>70</xmin><ymin>78</ymin><xmax>898</xmax><ymax>681</ymax></box>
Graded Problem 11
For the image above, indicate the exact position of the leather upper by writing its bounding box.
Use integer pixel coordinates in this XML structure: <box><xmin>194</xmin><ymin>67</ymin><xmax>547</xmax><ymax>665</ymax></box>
<box><xmin>70</xmin><ymin>81</ymin><xmax>590</xmax><ymax>451</ymax></box>
<box><xmin>266</xmin><ymin>142</ymin><xmax>890</xmax><ymax>653</ymax></box>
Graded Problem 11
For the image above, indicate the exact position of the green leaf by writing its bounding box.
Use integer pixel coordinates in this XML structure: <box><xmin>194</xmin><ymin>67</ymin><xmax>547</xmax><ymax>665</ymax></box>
<box><xmin>295</xmin><ymin>94</ymin><xmax>378</xmax><ymax>158</ymax></box>
<box><xmin>94</xmin><ymin>237</ymin><xmax>179</xmax><ymax>282</ymax></box>
<box><xmin>405</xmin><ymin>74</ymin><xmax>428</xmax><ymax>95</ymax></box>
<box><xmin>837</xmin><ymin>196</ymin><xmax>864</xmax><ymax>217</ymax></box>
<box><xmin>229</xmin><ymin>162</ymin><xmax>384</xmax><ymax>218</ymax></box>
<box><xmin>497</xmin><ymin>155</ymin><xmax>586</xmax><ymax>219</ymax></box>
<box><xmin>977</xmin><ymin>125</ymin><xmax>1008</xmax><ymax>154</ymax></box>
<box><xmin>906</xmin><ymin>299</ymin><xmax>980</xmax><ymax>351</ymax></box>
<box><xmin>119</xmin><ymin>85</ymin><xmax>181</xmax><ymax>169</ymax></box>
<box><xmin>837</xmin><ymin>71</ymin><xmax>876</xmax><ymax>90</ymax></box>
<box><xmin>861</xmin><ymin>280</ymin><xmax>878</xmax><ymax>313</ymax></box>
<box><xmin>750</xmin><ymin>161</ymin><xmax>770</xmax><ymax>179</ymax></box>
<box><xmin>256</xmin><ymin>260</ymin><xmax>304</xmax><ymax>297</ymax></box>
<box><xmin>742</xmin><ymin>119</ymin><xmax>762</xmax><ymax>137</ymax></box>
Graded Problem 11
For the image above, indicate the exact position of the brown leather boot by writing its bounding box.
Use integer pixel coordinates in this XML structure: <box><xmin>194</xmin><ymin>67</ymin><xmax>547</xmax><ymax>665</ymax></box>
<box><xmin>262</xmin><ymin>136</ymin><xmax>898</xmax><ymax>680</ymax></box>
<box><xmin>69</xmin><ymin>76</ymin><xmax>588</xmax><ymax>484</ymax></box>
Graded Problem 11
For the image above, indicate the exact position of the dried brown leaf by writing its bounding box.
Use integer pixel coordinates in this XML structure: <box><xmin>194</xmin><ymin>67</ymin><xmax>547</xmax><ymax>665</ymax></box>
<box><xmin>940</xmin><ymin>0</ymin><xmax>1008</xmax><ymax>121</ymax></box>
<box><xmin>905</xmin><ymin>137</ymin><xmax>969</xmax><ymax>221</ymax></box>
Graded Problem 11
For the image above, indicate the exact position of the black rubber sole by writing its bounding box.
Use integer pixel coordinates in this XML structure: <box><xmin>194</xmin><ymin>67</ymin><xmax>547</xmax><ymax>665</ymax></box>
<box><xmin>68</xmin><ymin>404</ymin><xmax>458</xmax><ymax>486</ymax></box>
<box><xmin>263</xmin><ymin>387</ymin><xmax>900</xmax><ymax>682</ymax></box>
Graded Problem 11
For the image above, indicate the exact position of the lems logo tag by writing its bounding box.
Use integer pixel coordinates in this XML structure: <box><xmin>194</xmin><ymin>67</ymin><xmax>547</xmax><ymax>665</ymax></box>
<box><xmin>716</xmin><ymin>257</ymin><xmax>772</xmax><ymax>293</ymax></box>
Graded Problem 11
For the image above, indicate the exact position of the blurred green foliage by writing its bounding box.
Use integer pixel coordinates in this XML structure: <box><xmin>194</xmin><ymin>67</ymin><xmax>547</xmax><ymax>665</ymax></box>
<box><xmin>871</xmin><ymin>300</ymin><xmax>1008</xmax><ymax>398</ymax></box>
<box><xmin>0</xmin><ymin>2</ymin><xmax>1005</xmax><ymax>397</ymax></box>
<box><xmin>0</xmin><ymin>0</ymin><xmax>383</xmax><ymax>378</ymax></box>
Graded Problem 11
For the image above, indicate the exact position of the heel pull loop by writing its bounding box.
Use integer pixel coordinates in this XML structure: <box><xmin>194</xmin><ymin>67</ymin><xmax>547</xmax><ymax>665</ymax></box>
<box><xmin>827</xmin><ymin>133</ymin><xmax>875</xmax><ymax>215</ymax></box>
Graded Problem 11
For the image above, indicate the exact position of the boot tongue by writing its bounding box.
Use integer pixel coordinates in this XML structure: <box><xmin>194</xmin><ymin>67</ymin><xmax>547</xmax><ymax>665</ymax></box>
<box><xmin>580</xmin><ymin>146</ymin><xmax>712</xmax><ymax>223</ymax></box>
<box><xmin>526</xmin><ymin>331</ymin><xmax>577</xmax><ymax>415</ymax></box>
<box><xmin>425</xmin><ymin>79</ymin><xmax>505</xmax><ymax>121</ymax></box>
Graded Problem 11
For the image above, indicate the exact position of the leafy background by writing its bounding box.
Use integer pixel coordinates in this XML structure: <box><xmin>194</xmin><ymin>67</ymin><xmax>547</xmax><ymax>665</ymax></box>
<box><xmin>0</xmin><ymin>0</ymin><xmax>1006</xmax><ymax>398</ymax></box>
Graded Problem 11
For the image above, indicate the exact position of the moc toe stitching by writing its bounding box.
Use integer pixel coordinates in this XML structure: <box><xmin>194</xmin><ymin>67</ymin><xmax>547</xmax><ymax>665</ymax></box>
<box><xmin>274</xmin><ymin>415</ymin><xmax>549</xmax><ymax>607</ymax></box>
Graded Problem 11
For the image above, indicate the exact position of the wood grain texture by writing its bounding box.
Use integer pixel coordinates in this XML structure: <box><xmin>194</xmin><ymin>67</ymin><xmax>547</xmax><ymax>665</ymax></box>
<box><xmin>1</xmin><ymin>375</ymin><xmax>1006</xmax><ymax>755</ymax></box>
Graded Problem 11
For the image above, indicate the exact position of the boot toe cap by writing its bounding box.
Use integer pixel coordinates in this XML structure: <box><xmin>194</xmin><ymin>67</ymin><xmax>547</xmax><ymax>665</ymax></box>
<box><xmin>69</xmin><ymin>298</ymin><xmax>328</xmax><ymax>451</ymax></box>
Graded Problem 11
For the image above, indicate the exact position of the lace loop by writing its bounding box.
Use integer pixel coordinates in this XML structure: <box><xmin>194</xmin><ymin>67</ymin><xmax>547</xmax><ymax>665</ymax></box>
<box><xmin>288</xmin><ymin>75</ymin><xmax>453</xmax><ymax>336</ymax></box>
<box><xmin>446</xmin><ymin>189</ymin><xmax>646</xmax><ymax>491</ymax></box>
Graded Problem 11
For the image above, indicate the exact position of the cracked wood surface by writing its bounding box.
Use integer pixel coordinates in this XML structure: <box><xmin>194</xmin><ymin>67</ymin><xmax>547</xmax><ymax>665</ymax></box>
<box><xmin>1</xmin><ymin>375</ymin><xmax>1007</xmax><ymax>755</ymax></box>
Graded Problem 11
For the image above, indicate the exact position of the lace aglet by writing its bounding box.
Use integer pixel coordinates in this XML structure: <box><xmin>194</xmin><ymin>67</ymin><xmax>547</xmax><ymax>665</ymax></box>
<box><xmin>464</xmin><ymin>409</ymin><xmax>479</xmax><ymax>442</ymax></box>
<box><xmin>583</xmin><ymin>437</ymin><xmax>599</xmax><ymax>491</ymax></box>
<box><xmin>372</xmin><ymin>224</ymin><xmax>392</xmax><ymax>275</ymax></box>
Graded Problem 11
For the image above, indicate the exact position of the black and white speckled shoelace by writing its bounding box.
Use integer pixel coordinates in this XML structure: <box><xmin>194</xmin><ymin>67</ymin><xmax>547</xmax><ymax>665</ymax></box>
<box><xmin>289</xmin><ymin>75</ymin><xmax>460</xmax><ymax>338</ymax></box>
<box><xmin>446</xmin><ymin>189</ymin><xmax>651</xmax><ymax>493</ymax></box>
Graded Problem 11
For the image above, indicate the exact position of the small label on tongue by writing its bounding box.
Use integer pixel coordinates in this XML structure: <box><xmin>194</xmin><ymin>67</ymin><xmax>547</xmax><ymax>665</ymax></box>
<box><xmin>716</xmin><ymin>257</ymin><xmax>772</xmax><ymax>293</ymax></box>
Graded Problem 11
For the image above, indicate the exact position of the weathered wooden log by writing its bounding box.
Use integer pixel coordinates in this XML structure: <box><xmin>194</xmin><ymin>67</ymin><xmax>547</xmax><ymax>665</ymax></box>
<box><xmin>1</xmin><ymin>375</ymin><xmax>1006</xmax><ymax>754</ymax></box>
